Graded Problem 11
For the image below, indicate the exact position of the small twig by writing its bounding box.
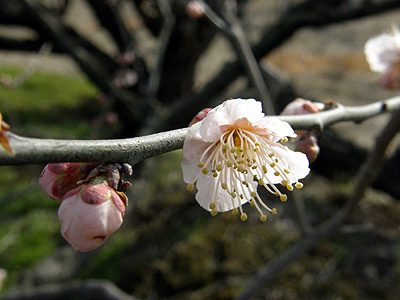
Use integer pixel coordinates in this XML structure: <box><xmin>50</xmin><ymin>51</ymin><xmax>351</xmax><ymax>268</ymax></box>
<box><xmin>200</xmin><ymin>0</ymin><xmax>275</xmax><ymax>114</ymax></box>
<box><xmin>1</xmin><ymin>97</ymin><xmax>400</xmax><ymax>166</ymax></box>
<box><xmin>291</xmin><ymin>191</ymin><xmax>312</xmax><ymax>235</ymax></box>
<box><xmin>147</xmin><ymin>0</ymin><xmax>176</xmax><ymax>96</ymax></box>
<box><xmin>0</xmin><ymin>42</ymin><xmax>52</xmax><ymax>88</ymax></box>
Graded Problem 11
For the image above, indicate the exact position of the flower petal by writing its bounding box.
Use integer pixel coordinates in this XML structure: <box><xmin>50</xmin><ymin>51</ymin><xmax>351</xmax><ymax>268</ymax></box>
<box><xmin>200</xmin><ymin>98</ymin><xmax>264</xmax><ymax>142</ymax></box>
<box><xmin>195</xmin><ymin>171</ymin><xmax>253</xmax><ymax>212</ymax></box>
<box><xmin>364</xmin><ymin>33</ymin><xmax>400</xmax><ymax>73</ymax></box>
<box><xmin>254</xmin><ymin>117</ymin><xmax>296</xmax><ymax>141</ymax></box>
<box><xmin>181</xmin><ymin>122</ymin><xmax>213</xmax><ymax>183</ymax></box>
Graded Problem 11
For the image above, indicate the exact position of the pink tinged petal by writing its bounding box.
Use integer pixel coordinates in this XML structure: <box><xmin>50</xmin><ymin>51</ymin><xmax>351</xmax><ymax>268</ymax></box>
<box><xmin>58</xmin><ymin>188</ymin><xmax>123</xmax><ymax>252</ymax></box>
<box><xmin>39</xmin><ymin>163</ymin><xmax>83</xmax><ymax>201</ymax></box>
<box><xmin>181</xmin><ymin>122</ymin><xmax>213</xmax><ymax>183</ymax></box>
<box><xmin>199</xmin><ymin>98</ymin><xmax>264</xmax><ymax>142</ymax></box>
<box><xmin>281</xmin><ymin>98</ymin><xmax>324</xmax><ymax>115</ymax></box>
<box><xmin>364</xmin><ymin>33</ymin><xmax>400</xmax><ymax>73</ymax></box>
<box><xmin>188</xmin><ymin>108</ymin><xmax>212</xmax><ymax>127</ymax></box>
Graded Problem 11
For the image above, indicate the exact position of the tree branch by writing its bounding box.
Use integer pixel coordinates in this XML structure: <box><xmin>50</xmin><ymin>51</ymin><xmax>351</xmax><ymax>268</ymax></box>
<box><xmin>1</xmin><ymin>97</ymin><xmax>400</xmax><ymax>166</ymax></box>
<box><xmin>2</xmin><ymin>279</ymin><xmax>138</xmax><ymax>300</ymax></box>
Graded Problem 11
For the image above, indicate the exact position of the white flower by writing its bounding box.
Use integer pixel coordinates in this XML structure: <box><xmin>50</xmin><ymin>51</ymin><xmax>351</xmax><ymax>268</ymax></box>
<box><xmin>181</xmin><ymin>98</ymin><xmax>310</xmax><ymax>221</ymax></box>
<box><xmin>364</xmin><ymin>25</ymin><xmax>400</xmax><ymax>74</ymax></box>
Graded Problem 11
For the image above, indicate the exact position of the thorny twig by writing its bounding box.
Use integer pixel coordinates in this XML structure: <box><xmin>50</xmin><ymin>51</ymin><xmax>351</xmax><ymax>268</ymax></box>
<box><xmin>234</xmin><ymin>111</ymin><xmax>400</xmax><ymax>300</ymax></box>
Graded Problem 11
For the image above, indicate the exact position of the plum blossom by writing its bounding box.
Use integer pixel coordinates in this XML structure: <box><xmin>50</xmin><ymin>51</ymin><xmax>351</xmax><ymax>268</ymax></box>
<box><xmin>58</xmin><ymin>175</ymin><xmax>126</xmax><ymax>252</ymax></box>
<box><xmin>364</xmin><ymin>25</ymin><xmax>400</xmax><ymax>89</ymax></box>
<box><xmin>181</xmin><ymin>98</ymin><xmax>310</xmax><ymax>221</ymax></box>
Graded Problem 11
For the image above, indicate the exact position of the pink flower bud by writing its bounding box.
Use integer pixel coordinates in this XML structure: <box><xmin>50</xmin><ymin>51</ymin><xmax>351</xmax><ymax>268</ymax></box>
<box><xmin>189</xmin><ymin>108</ymin><xmax>212</xmax><ymax>126</ymax></box>
<box><xmin>58</xmin><ymin>176</ymin><xmax>126</xmax><ymax>252</ymax></box>
<box><xmin>186</xmin><ymin>1</ymin><xmax>205</xmax><ymax>19</ymax></box>
<box><xmin>281</xmin><ymin>98</ymin><xmax>324</xmax><ymax>116</ymax></box>
<box><xmin>39</xmin><ymin>163</ymin><xmax>87</xmax><ymax>201</ymax></box>
<box><xmin>296</xmin><ymin>133</ymin><xmax>320</xmax><ymax>163</ymax></box>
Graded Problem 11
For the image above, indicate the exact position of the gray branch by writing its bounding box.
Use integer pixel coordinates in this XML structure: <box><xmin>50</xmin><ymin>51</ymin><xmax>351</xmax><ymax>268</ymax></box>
<box><xmin>1</xmin><ymin>96</ymin><xmax>400</xmax><ymax>166</ymax></box>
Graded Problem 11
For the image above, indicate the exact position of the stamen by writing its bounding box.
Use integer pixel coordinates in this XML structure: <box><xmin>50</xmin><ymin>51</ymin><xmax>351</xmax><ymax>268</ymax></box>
<box><xmin>190</xmin><ymin>126</ymin><xmax>305</xmax><ymax>221</ymax></box>
<box><xmin>295</xmin><ymin>182</ymin><xmax>303</xmax><ymax>189</ymax></box>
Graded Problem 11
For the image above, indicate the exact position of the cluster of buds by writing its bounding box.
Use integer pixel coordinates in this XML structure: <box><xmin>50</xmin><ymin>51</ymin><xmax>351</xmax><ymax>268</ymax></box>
<box><xmin>39</xmin><ymin>162</ymin><xmax>132</xmax><ymax>252</ymax></box>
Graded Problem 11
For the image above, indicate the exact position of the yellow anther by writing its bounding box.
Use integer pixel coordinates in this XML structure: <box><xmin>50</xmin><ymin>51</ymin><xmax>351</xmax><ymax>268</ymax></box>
<box><xmin>250</xmin><ymin>200</ymin><xmax>255</xmax><ymax>206</ymax></box>
<box><xmin>210</xmin><ymin>203</ymin><xmax>216</xmax><ymax>210</ymax></box>
<box><xmin>270</xmin><ymin>162</ymin><xmax>276</xmax><ymax>168</ymax></box>
<box><xmin>260</xmin><ymin>215</ymin><xmax>267</xmax><ymax>222</ymax></box>
<box><xmin>255</xmin><ymin>142</ymin><xmax>260</xmax><ymax>146</ymax></box>
<box><xmin>211</xmin><ymin>208</ymin><xmax>218</xmax><ymax>216</ymax></box>
<box><xmin>223</xmin><ymin>144</ymin><xmax>229</xmax><ymax>151</ymax></box>
<box><xmin>213</xmin><ymin>173</ymin><xmax>218</xmax><ymax>177</ymax></box>
<box><xmin>274</xmin><ymin>171</ymin><xmax>280</xmax><ymax>176</ymax></box>
<box><xmin>280</xmin><ymin>194</ymin><xmax>287</xmax><ymax>202</ymax></box>
<box><xmin>252</xmin><ymin>165</ymin><xmax>258</xmax><ymax>169</ymax></box>
<box><xmin>198</xmin><ymin>162</ymin><xmax>205</xmax><ymax>168</ymax></box>
<box><xmin>230</xmin><ymin>147</ymin><xmax>237</xmax><ymax>153</ymax></box>
<box><xmin>216</xmin><ymin>164</ymin><xmax>223</xmax><ymax>172</ymax></box>
<box><xmin>242</xmin><ymin>181</ymin><xmax>249</xmax><ymax>187</ymax></box>
<box><xmin>237</xmin><ymin>165</ymin><xmax>244</xmax><ymax>173</ymax></box>
<box><xmin>202</xmin><ymin>168</ymin><xmax>209</xmax><ymax>174</ymax></box>
<box><xmin>281</xmin><ymin>179</ymin><xmax>288</xmax><ymax>186</ymax></box>
<box><xmin>221</xmin><ymin>183</ymin><xmax>228</xmax><ymax>190</ymax></box>
<box><xmin>287</xmin><ymin>184</ymin><xmax>294</xmax><ymax>191</ymax></box>
<box><xmin>250</xmin><ymin>191</ymin><xmax>257</xmax><ymax>198</ymax></box>
<box><xmin>268</xmin><ymin>152</ymin><xmax>275</xmax><ymax>158</ymax></box>
<box><xmin>253</xmin><ymin>147</ymin><xmax>260</xmax><ymax>152</ymax></box>
<box><xmin>258</xmin><ymin>179</ymin><xmax>265</xmax><ymax>186</ymax></box>
<box><xmin>227</xmin><ymin>160</ymin><xmax>233</xmax><ymax>167</ymax></box>
<box><xmin>231</xmin><ymin>192</ymin><xmax>237</xmax><ymax>198</ymax></box>
<box><xmin>272</xmin><ymin>208</ymin><xmax>277</xmax><ymax>215</ymax></box>
<box><xmin>240</xmin><ymin>213</ymin><xmax>248</xmax><ymax>221</ymax></box>
<box><xmin>284</xmin><ymin>168</ymin><xmax>291</xmax><ymax>174</ymax></box>
<box><xmin>275</xmin><ymin>158</ymin><xmax>279</xmax><ymax>163</ymax></box>
<box><xmin>232</xmin><ymin>208</ymin><xmax>239</xmax><ymax>215</ymax></box>
<box><xmin>295</xmin><ymin>182</ymin><xmax>304</xmax><ymax>189</ymax></box>
<box><xmin>262</xmin><ymin>165</ymin><xmax>268</xmax><ymax>173</ymax></box>
<box><xmin>281</xmin><ymin>137</ymin><xmax>288</xmax><ymax>143</ymax></box>
<box><xmin>240</xmin><ymin>194</ymin><xmax>244</xmax><ymax>199</ymax></box>
<box><xmin>186</xmin><ymin>184</ymin><xmax>194</xmax><ymax>191</ymax></box>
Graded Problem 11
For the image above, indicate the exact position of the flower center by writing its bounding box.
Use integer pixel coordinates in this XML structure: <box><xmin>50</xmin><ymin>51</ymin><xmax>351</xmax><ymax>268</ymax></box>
<box><xmin>187</xmin><ymin>127</ymin><xmax>304</xmax><ymax>221</ymax></box>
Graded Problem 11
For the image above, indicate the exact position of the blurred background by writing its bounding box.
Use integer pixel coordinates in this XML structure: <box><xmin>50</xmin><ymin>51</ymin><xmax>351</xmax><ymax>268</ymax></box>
<box><xmin>0</xmin><ymin>0</ymin><xmax>400</xmax><ymax>299</ymax></box>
